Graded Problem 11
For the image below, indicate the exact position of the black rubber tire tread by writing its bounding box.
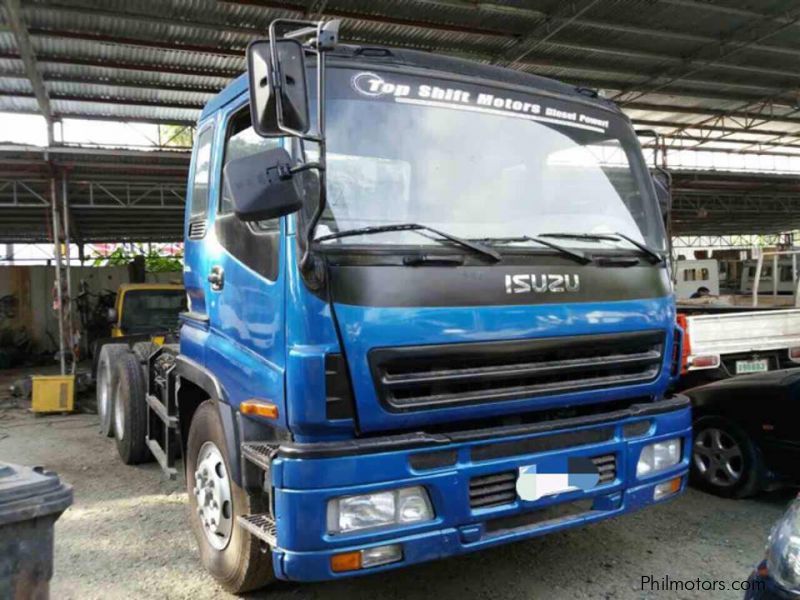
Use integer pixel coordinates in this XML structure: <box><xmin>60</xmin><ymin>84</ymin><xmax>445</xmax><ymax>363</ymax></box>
<box><xmin>96</xmin><ymin>344</ymin><xmax>129</xmax><ymax>437</ymax></box>
<box><xmin>113</xmin><ymin>351</ymin><xmax>152</xmax><ymax>465</ymax></box>
<box><xmin>690</xmin><ymin>415</ymin><xmax>765</xmax><ymax>499</ymax></box>
<box><xmin>186</xmin><ymin>400</ymin><xmax>275</xmax><ymax>594</ymax></box>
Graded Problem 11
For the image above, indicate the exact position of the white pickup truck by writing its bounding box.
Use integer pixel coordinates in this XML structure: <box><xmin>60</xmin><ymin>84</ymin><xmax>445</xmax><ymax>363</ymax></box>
<box><xmin>677</xmin><ymin>250</ymin><xmax>800</xmax><ymax>390</ymax></box>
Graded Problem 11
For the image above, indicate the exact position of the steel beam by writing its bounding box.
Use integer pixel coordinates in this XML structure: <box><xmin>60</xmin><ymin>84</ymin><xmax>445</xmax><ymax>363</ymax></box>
<box><xmin>3</xmin><ymin>0</ymin><xmax>54</xmax><ymax>140</ymax></box>
<box><xmin>612</xmin><ymin>2</ymin><xmax>800</xmax><ymax>106</ymax></box>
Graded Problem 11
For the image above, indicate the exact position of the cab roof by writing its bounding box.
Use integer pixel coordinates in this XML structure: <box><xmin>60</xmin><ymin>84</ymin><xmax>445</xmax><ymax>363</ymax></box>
<box><xmin>200</xmin><ymin>44</ymin><xmax>618</xmax><ymax>122</ymax></box>
<box><xmin>118</xmin><ymin>283</ymin><xmax>184</xmax><ymax>292</ymax></box>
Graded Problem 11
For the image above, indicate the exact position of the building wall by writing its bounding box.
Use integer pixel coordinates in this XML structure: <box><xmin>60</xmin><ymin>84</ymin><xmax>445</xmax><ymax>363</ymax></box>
<box><xmin>0</xmin><ymin>266</ymin><xmax>182</xmax><ymax>355</ymax></box>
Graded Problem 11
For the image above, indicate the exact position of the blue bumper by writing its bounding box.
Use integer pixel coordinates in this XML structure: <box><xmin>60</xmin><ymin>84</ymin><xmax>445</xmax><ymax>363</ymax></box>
<box><xmin>268</xmin><ymin>396</ymin><xmax>691</xmax><ymax>582</ymax></box>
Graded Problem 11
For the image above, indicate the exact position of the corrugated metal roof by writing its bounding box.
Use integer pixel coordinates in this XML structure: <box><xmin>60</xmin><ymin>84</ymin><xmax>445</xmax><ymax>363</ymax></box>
<box><xmin>1</xmin><ymin>0</ymin><xmax>800</xmax><ymax>244</ymax></box>
<box><xmin>0</xmin><ymin>0</ymin><xmax>795</xmax><ymax>156</ymax></box>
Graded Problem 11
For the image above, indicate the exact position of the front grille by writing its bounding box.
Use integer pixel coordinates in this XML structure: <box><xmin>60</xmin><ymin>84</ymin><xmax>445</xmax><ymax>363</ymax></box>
<box><xmin>370</xmin><ymin>331</ymin><xmax>665</xmax><ymax>411</ymax></box>
<box><xmin>469</xmin><ymin>471</ymin><xmax>517</xmax><ymax>509</ymax></box>
<box><xmin>468</xmin><ymin>454</ymin><xmax>618</xmax><ymax>509</ymax></box>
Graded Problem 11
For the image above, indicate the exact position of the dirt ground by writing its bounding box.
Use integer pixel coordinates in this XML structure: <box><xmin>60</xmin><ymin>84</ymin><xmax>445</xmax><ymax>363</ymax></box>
<box><xmin>0</xmin><ymin>379</ymin><xmax>793</xmax><ymax>600</ymax></box>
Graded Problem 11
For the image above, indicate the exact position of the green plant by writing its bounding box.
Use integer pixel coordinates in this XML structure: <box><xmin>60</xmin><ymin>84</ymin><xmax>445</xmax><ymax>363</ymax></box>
<box><xmin>91</xmin><ymin>244</ymin><xmax>183</xmax><ymax>272</ymax></box>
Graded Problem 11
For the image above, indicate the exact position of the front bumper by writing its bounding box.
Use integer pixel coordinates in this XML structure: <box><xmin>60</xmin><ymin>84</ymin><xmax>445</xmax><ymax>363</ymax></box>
<box><xmin>268</xmin><ymin>395</ymin><xmax>692</xmax><ymax>582</ymax></box>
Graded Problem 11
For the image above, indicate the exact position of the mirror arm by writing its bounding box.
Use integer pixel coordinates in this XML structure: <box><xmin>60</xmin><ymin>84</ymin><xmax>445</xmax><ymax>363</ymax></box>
<box><xmin>290</xmin><ymin>161</ymin><xmax>323</xmax><ymax>175</ymax></box>
<box><xmin>300</xmin><ymin>25</ymin><xmax>329</xmax><ymax>275</ymax></box>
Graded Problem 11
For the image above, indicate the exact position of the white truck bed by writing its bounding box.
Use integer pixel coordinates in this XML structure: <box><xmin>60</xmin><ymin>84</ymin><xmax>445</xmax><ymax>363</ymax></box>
<box><xmin>683</xmin><ymin>308</ymin><xmax>800</xmax><ymax>357</ymax></box>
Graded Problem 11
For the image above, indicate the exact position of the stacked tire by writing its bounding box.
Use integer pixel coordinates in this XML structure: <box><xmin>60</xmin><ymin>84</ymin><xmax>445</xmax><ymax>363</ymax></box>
<box><xmin>95</xmin><ymin>343</ymin><xmax>154</xmax><ymax>464</ymax></box>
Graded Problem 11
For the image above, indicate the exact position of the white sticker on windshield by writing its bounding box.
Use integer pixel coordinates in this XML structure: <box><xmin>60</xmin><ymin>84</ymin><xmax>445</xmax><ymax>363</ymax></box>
<box><xmin>350</xmin><ymin>71</ymin><xmax>610</xmax><ymax>133</ymax></box>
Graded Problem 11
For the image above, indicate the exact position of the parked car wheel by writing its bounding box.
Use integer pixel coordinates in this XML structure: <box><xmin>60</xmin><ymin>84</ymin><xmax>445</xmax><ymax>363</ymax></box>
<box><xmin>691</xmin><ymin>416</ymin><xmax>764</xmax><ymax>498</ymax></box>
<box><xmin>113</xmin><ymin>351</ymin><xmax>152</xmax><ymax>465</ymax></box>
<box><xmin>96</xmin><ymin>344</ymin><xmax>129</xmax><ymax>437</ymax></box>
<box><xmin>186</xmin><ymin>400</ymin><xmax>275</xmax><ymax>594</ymax></box>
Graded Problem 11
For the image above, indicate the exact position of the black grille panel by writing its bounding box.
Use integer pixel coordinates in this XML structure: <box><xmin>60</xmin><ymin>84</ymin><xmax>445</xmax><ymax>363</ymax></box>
<box><xmin>468</xmin><ymin>454</ymin><xmax>618</xmax><ymax>509</ymax></box>
<box><xmin>370</xmin><ymin>331</ymin><xmax>665</xmax><ymax>411</ymax></box>
<box><xmin>188</xmin><ymin>219</ymin><xmax>207</xmax><ymax>239</ymax></box>
<box><xmin>469</xmin><ymin>471</ymin><xmax>517</xmax><ymax>508</ymax></box>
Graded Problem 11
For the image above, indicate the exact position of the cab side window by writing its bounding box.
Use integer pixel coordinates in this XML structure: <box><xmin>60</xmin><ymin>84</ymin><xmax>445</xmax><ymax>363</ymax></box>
<box><xmin>215</xmin><ymin>107</ymin><xmax>283</xmax><ymax>280</ymax></box>
<box><xmin>220</xmin><ymin>109</ymin><xmax>281</xmax><ymax>223</ymax></box>
<box><xmin>187</xmin><ymin>125</ymin><xmax>214</xmax><ymax>239</ymax></box>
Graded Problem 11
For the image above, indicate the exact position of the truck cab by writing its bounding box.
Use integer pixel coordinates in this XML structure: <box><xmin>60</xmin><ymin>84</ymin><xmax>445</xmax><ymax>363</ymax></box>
<box><xmin>109</xmin><ymin>283</ymin><xmax>185</xmax><ymax>338</ymax></box>
<box><xmin>150</xmin><ymin>20</ymin><xmax>691</xmax><ymax>593</ymax></box>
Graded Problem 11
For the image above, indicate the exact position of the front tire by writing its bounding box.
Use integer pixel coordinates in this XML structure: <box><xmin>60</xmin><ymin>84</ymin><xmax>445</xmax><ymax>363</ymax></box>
<box><xmin>690</xmin><ymin>416</ymin><xmax>764</xmax><ymax>498</ymax></box>
<box><xmin>186</xmin><ymin>401</ymin><xmax>274</xmax><ymax>594</ymax></box>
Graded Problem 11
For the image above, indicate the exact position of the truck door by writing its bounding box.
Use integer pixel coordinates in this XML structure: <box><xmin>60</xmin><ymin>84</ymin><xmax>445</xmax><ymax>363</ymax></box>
<box><xmin>205</xmin><ymin>104</ymin><xmax>287</xmax><ymax>420</ymax></box>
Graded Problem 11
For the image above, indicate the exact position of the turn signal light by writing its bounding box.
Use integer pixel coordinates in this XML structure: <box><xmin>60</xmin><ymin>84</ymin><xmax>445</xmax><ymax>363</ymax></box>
<box><xmin>653</xmin><ymin>476</ymin><xmax>682</xmax><ymax>500</ymax></box>
<box><xmin>331</xmin><ymin>551</ymin><xmax>362</xmax><ymax>573</ymax></box>
<box><xmin>239</xmin><ymin>400</ymin><xmax>279</xmax><ymax>420</ymax></box>
<box><xmin>331</xmin><ymin>545</ymin><xmax>403</xmax><ymax>572</ymax></box>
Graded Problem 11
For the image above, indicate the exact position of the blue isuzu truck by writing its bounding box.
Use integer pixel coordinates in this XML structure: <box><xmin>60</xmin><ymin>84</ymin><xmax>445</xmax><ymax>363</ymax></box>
<box><xmin>111</xmin><ymin>19</ymin><xmax>691</xmax><ymax>593</ymax></box>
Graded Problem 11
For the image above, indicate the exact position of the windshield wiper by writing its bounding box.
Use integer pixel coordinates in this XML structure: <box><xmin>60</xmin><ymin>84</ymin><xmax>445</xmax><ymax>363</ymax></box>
<box><xmin>472</xmin><ymin>236</ymin><xmax>591</xmax><ymax>265</ymax></box>
<box><xmin>539</xmin><ymin>232</ymin><xmax>663</xmax><ymax>264</ymax></box>
<box><xmin>314</xmin><ymin>223</ymin><xmax>502</xmax><ymax>262</ymax></box>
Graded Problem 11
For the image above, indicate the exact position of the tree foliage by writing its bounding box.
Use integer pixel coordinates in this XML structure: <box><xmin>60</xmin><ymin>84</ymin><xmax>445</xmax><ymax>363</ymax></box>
<box><xmin>91</xmin><ymin>244</ymin><xmax>183</xmax><ymax>272</ymax></box>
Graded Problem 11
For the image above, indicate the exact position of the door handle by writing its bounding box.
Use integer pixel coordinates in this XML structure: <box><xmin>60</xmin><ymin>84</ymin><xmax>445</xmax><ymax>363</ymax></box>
<box><xmin>208</xmin><ymin>265</ymin><xmax>224</xmax><ymax>291</ymax></box>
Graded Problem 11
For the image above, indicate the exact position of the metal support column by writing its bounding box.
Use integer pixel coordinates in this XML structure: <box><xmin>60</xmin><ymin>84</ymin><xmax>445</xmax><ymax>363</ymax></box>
<box><xmin>61</xmin><ymin>172</ymin><xmax>77</xmax><ymax>374</ymax></box>
<box><xmin>49</xmin><ymin>167</ymin><xmax>66</xmax><ymax>375</ymax></box>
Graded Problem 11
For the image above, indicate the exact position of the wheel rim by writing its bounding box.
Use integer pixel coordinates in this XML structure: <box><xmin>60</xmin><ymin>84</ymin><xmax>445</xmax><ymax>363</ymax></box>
<box><xmin>98</xmin><ymin>360</ymin><xmax>110</xmax><ymax>422</ymax></box>
<box><xmin>693</xmin><ymin>427</ymin><xmax>744</xmax><ymax>487</ymax></box>
<box><xmin>113</xmin><ymin>380</ymin><xmax>125</xmax><ymax>441</ymax></box>
<box><xmin>193</xmin><ymin>441</ymin><xmax>233</xmax><ymax>550</ymax></box>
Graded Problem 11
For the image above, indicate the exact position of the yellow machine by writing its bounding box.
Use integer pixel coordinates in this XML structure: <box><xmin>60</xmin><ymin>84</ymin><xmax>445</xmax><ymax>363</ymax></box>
<box><xmin>109</xmin><ymin>283</ymin><xmax>185</xmax><ymax>339</ymax></box>
<box><xmin>31</xmin><ymin>375</ymin><xmax>75</xmax><ymax>413</ymax></box>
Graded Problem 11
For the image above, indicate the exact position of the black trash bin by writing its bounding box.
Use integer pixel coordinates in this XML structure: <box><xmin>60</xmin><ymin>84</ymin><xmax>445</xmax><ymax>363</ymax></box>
<box><xmin>0</xmin><ymin>463</ymin><xmax>73</xmax><ymax>600</ymax></box>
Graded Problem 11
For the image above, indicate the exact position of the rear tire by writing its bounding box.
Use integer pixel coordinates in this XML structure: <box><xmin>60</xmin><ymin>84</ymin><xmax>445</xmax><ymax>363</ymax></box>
<box><xmin>113</xmin><ymin>352</ymin><xmax>152</xmax><ymax>464</ymax></box>
<box><xmin>96</xmin><ymin>344</ymin><xmax>129</xmax><ymax>437</ymax></box>
<box><xmin>131</xmin><ymin>340</ymin><xmax>158</xmax><ymax>365</ymax></box>
<box><xmin>690</xmin><ymin>416</ymin><xmax>764</xmax><ymax>498</ymax></box>
<box><xmin>186</xmin><ymin>400</ymin><xmax>275</xmax><ymax>594</ymax></box>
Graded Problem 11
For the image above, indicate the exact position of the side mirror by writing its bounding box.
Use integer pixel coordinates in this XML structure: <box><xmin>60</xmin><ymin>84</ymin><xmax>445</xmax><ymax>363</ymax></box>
<box><xmin>106</xmin><ymin>307</ymin><xmax>118</xmax><ymax>324</ymax></box>
<box><xmin>247</xmin><ymin>38</ymin><xmax>310</xmax><ymax>136</ymax></box>
<box><xmin>224</xmin><ymin>147</ymin><xmax>302</xmax><ymax>221</ymax></box>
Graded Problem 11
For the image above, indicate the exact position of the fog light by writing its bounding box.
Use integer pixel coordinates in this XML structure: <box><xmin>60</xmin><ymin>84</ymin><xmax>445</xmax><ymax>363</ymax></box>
<box><xmin>654</xmin><ymin>476</ymin><xmax>682</xmax><ymax>500</ymax></box>
<box><xmin>361</xmin><ymin>544</ymin><xmax>403</xmax><ymax>568</ymax></box>
<box><xmin>637</xmin><ymin>438</ymin><xmax>681</xmax><ymax>477</ymax></box>
<box><xmin>327</xmin><ymin>486</ymin><xmax>433</xmax><ymax>534</ymax></box>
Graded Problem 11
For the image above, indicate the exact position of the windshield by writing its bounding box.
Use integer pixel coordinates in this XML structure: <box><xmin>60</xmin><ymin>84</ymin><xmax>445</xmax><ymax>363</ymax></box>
<box><xmin>120</xmin><ymin>290</ymin><xmax>186</xmax><ymax>334</ymax></box>
<box><xmin>310</xmin><ymin>68</ymin><xmax>665</xmax><ymax>252</ymax></box>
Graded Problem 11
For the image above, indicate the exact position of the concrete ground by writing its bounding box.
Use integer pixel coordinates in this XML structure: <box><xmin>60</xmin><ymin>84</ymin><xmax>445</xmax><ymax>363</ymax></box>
<box><xmin>0</xmin><ymin>385</ymin><xmax>793</xmax><ymax>600</ymax></box>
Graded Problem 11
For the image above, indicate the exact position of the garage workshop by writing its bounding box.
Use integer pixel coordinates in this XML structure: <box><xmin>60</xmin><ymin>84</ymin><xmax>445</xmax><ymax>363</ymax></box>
<box><xmin>3</xmin><ymin>1</ymin><xmax>800</xmax><ymax>599</ymax></box>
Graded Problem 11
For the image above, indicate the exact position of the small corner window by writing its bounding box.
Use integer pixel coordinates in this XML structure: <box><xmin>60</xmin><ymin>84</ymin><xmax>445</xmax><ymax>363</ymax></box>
<box><xmin>190</xmin><ymin>126</ymin><xmax>214</xmax><ymax>217</ymax></box>
<box><xmin>188</xmin><ymin>125</ymin><xmax>214</xmax><ymax>239</ymax></box>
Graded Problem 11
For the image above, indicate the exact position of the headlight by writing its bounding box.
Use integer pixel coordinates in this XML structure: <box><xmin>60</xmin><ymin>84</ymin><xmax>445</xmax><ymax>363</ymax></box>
<box><xmin>637</xmin><ymin>438</ymin><xmax>681</xmax><ymax>477</ymax></box>
<box><xmin>327</xmin><ymin>486</ymin><xmax>433</xmax><ymax>534</ymax></box>
<box><xmin>767</xmin><ymin>500</ymin><xmax>800</xmax><ymax>591</ymax></box>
